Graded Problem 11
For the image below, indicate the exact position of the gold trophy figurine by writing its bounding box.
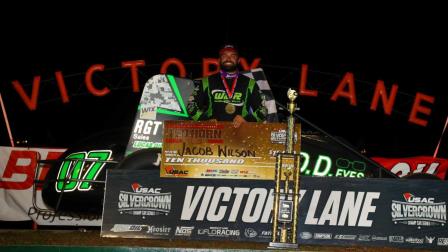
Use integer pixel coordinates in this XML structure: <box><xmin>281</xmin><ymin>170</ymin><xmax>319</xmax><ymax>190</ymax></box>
<box><xmin>269</xmin><ymin>88</ymin><xmax>301</xmax><ymax>249</ymax></box>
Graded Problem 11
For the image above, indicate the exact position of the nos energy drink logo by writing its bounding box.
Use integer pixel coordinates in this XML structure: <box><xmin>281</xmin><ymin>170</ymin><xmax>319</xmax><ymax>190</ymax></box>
<box><xmin>391</xmin><ymin>192</ymin><xmax>446</xmax><ymax>227</ymax></box>
<box><xmin>118</xmin><ymin>183</ymin><xmax>172</xmax><ymax>217</ymax></box>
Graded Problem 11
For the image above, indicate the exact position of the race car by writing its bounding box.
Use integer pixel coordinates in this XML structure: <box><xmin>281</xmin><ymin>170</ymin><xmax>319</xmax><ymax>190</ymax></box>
<box><xmin>39</xmin><ymin>71</ymin><xmax>400</xmax><ymax>215</ymax></box>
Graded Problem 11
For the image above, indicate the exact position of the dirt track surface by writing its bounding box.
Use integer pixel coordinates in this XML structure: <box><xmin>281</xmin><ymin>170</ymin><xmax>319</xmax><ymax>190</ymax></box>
<box><xmin>0</xmin><ymin>230</ymin><xmax>439</xmax><ymax>251</ymax></box>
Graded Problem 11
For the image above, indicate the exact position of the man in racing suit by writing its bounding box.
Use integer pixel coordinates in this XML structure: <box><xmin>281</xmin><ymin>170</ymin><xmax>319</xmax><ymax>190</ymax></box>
<box><xmin>187</xmin><ymin>45</ymin><xmax>267</xmax><ymax>128</ymax></box>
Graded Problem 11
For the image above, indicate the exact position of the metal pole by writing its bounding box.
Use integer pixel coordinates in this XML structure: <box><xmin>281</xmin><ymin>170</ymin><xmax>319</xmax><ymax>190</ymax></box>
<box><xmin>433</xmin><ymin>116</ymin><xmax>448</xmax><ymax>158</ymax></box>
<box><xmin>0</xmin><ymin>93</ymin><xmax>14</xmax><ymax>147</ymax></box>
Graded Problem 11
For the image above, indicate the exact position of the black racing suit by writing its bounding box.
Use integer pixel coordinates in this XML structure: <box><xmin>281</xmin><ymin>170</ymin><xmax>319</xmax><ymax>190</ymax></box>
<box><xmin>187</xmin><ymin>73</ymin><xmax>267</xmax><ymax>122</ymax></box>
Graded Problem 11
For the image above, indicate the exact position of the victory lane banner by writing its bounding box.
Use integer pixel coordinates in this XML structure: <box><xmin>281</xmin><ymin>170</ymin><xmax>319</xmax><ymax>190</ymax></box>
<box><xmin>160</xmin><ymin>121</ymin><xmax>300</xmax><ymax>180</ymax></box>
<box><xmin>101</xmin><ymin>170</ymin><xmax>448</xmax><ymax>249</ymax></box>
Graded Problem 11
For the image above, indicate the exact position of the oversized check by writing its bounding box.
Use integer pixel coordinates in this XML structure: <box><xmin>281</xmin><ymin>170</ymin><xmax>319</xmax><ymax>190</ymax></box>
<box><xmin>161</xmin><ymin>121</ymin><xmax>300</xmax><ymax>180</ymax></box>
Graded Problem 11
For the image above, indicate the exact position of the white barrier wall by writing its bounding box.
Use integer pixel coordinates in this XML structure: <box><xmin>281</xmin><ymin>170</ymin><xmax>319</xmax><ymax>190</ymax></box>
<box><xmin>0</xmin><ymin>146</ymin><xmax>101</xmax><ymax>226</ymax></box>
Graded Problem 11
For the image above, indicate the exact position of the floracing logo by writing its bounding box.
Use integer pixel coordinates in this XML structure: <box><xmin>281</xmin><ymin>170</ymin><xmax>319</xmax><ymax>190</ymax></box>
<box><xmin>197</xmin><ymin>227</ymin><xmax>240</xmax><ymax>238</ymax></box>
<box><xmin>391</xmin><ymin>192</ymin><xmax>446</xmax><ymax>227</ymax></box>
<box><xmin>118</xmin><ymin>183</ymin><xmax>172</xmax><ymax>217</ymax></box>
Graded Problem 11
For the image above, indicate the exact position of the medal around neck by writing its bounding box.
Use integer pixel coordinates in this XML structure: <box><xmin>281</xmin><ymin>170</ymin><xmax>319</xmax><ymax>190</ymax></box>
<box><xmin>225</xmin><ymin>103</ymin><xmax>236</xmax><ymax>114</ymax></box>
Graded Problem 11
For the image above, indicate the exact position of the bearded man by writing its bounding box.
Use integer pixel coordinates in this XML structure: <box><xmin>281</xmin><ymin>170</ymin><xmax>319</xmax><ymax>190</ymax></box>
<box><xmin>187</xmin><ymin>45</ymin><xmax>267</xmax><ymax>128</ymax></box>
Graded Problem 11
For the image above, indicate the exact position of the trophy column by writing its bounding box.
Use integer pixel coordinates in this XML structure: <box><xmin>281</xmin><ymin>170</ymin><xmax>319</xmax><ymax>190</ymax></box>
<box><xmin>269</xmin><ymin>89</ymin><xmax>301</xmax><ymax>249</ymax></box>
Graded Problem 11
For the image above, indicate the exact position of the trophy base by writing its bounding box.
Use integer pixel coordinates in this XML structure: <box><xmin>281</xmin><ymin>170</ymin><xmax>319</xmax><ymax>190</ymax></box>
<box><xmin>268</xmin><ymin>242</ymin><xmax>298</xmax><ymax>249</ymax></box>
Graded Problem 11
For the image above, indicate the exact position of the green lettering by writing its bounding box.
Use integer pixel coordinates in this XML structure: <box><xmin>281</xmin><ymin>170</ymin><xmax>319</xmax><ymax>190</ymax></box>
<box><xmin>56</xmin><ymin>152</ymin><xmax>86</xmax><ymax>192</ymax></box>
<box><xmin>78</xmin><ymin>150</ymin><xmax>112</xmax><ymax>190</ymax></box>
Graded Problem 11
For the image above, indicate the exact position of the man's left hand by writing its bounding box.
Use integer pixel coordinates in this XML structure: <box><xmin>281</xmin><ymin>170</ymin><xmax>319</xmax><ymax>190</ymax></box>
<box><xmin>233</xmin><ymin>115</ymin><xmax>246</xmax><ymax>128</ymax></box>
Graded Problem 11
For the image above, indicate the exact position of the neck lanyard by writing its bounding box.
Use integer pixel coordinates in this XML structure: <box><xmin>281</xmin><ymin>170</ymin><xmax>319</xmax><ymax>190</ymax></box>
<box><xmin>220</xmin><ymin>75</ymin><xmax>238</xmax><ymax>99</ymax></box>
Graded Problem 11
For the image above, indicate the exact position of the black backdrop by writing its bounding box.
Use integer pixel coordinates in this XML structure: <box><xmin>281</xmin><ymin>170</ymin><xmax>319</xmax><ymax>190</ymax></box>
<box><xmin>0</xmin><ymin>6</ymin><xmax>446</xmax><ymax>158</ymax></box>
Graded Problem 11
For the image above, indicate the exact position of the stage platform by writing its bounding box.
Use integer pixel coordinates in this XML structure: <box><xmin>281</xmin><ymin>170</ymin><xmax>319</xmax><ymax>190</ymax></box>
<box><xmin>0</xmin><ymin>230</ymin><xmax>439</xmax><ymax>251</ymax></box>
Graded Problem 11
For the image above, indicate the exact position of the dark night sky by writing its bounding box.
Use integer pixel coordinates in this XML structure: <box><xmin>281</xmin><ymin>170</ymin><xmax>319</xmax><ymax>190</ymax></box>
<box><xmin>0</xmin><ymin>6</ymin><xmax>447</xmax><ymax>158</ymax></box>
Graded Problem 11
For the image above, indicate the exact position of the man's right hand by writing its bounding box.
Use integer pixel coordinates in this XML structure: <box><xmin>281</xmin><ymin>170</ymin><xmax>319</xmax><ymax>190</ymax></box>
<box><xmin>233</xmin><ymin>115</ymin><xmax>246</xmax><ymax>128</ymax></box>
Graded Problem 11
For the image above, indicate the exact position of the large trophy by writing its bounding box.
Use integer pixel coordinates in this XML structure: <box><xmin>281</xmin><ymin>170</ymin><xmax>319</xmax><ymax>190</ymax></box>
<box><xmin>269</xmin><ymin>88</ymin><xmax>301</xmax><ymax>249</ymax></box>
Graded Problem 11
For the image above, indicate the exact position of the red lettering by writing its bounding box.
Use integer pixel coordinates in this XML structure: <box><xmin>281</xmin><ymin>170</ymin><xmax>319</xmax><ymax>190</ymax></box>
<box><xmin>54</xmin><ymin>71</ymin><xmax>70</xmax><ymax>103</ymax></box>
<box><xmin>12</xmin><ymin>76</ymin><xmax>41</xmax><ymax>110</ymax></box>
<box><xmin>299</xmin><ymin>64</ymin><xmax>318</xmax><ymax>97</ymax></box>
<box><xmin>409</xmin><ymin>92</ymin><xmax>435</xmax><ymax>127</ymax></box>
<box><xmin>370</xmin><ymin>80</ymin><xmax>398</xmax><ymax>115</ymax></box>
<box><xmin>160</xmin><ymin>58</ymin><xmax>187</xmax><ymax>77</ymax></box>
<box><xmin>0</xmin><ymin>150</ymin><xmax>37</xmax><ymax>190</ymax></box>
<box><xmin>121</xmin><ymin>60</ymin><xmax>146</xmax><ymax>92</ymax></box>
<box><xmin>202</xmin><ymin>57</ymin><xmax>261</xmax><ymax>76</ymax></box>
<box><xmin>239</xmin><ymin>57</ymin><xmax>261</xmax><ymax>71</ymax></box>
<box><xmin>85</xmin><ymin>64</ymin><xmax>109</xmax><ymax>96</ymax></box>
<box><xmin>331</xmin><ymin>72</ymin><xmax>357</xmax><ymax>106</ymax></box>
<box><xmin>202</xmin><ymin>58</ymin><xmax>219</xmax><ymax>77</ymax></box>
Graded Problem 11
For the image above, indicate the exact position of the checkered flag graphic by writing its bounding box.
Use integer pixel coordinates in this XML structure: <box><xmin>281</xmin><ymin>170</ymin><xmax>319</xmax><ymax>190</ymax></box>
<box><xmin>242</xmin><ymin>68</ymin><xmax>278</xmax><ymax>122</ymax></box>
